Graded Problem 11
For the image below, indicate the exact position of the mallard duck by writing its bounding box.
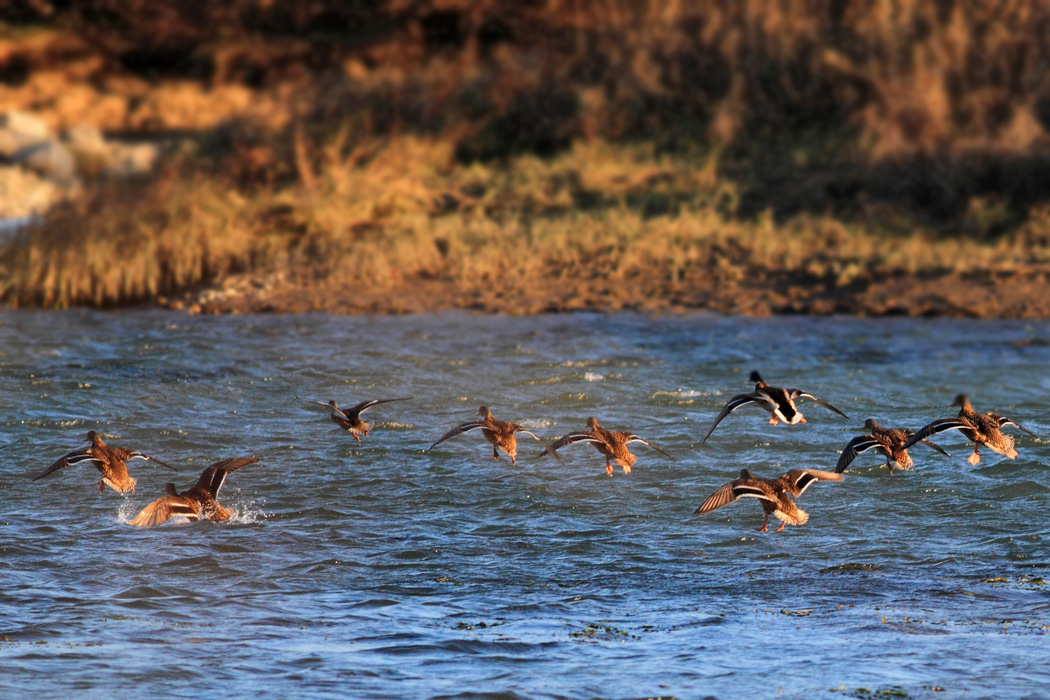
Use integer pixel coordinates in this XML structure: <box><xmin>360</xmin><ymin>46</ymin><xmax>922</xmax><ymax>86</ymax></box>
<box><xmin>543</xmin><ymin>417</ymin><xmax>672</xmax><ymax>476</ymax></box>
<box><xmin>700</xmin><ymin>371</ymin><xmax>848</xmax><ymax>442</ymax></box>
<box><xmin>835</xmin><ymin>418</ymin><xmax>950</xmax><ymax>474</ymax></box>
<box><xmin>32</xmin><ymin>430</ymin><xmax>176</xmax><ymax>494</ymax></box>
<box><xmin>694</xmin><ymin>468</ymin><xmax>843</xmax><ymax>531</ymax></box>
<box><xmin>426</xmin><ymin>406</ymin><xmax>560</xmax><ymax>464</ymax></box>
<box><xmin>299</xmin><ymin>396</ymin><xmax>410</xmax><ymax>441</ymax></box>
<box><xmin>902</xmin><ymin>394</ymin><xmax>1035</xmax><ymax>465</ymax></box>
<box><xmin>129</xmin><ymin>457</ymin><xmax>259</xmax><ymax>527</ymax></box>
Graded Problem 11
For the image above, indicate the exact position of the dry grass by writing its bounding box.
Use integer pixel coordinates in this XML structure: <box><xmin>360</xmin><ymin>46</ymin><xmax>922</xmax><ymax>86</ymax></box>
<box><xmin>6</xmin><ymin>2</ymin><xmax>1050</xmax><ymax>309</ymax></box>
<box><xmin>4</xmin><ymin>137</ymin><xmax>1048</xmax><ymax>309</ymax></box>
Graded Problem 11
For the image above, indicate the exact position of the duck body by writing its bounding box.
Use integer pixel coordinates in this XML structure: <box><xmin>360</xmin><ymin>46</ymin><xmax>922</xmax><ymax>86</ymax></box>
<box><xmin>695</xmin><ymin>468</ymin><xmax>843</xmax><ymax>531</ymax></box>
<box><xmin>427</xmin><ymin>406</ymin><xmax>558</xmax><ymax>464</ymax></box>
<box><xmin>129</xmin><ymin>457</ymin><xmax>259</xmax><ymax>527</ymax></box>
<box><xmin>903</xmin><ymin>395</ymin><xmax>1034</xmax><ymax>465</ymax></box>
<box><xmin>700</xmin><ymin>371</ymin><xmax>848</xmax><ymax>442</ymax></box>
<box><xmin>301</xmin><ymin>397</ymin><xmax>410</xmax><ymax>442</ymax></box>
<box><xmin>547</xmin><ymin>417</ymin><xmax>671</xmax><ymax>476</ymax></box>
<box><xmin>836</xmin><ymin>419</ymin><xmax>949</xmax><ymax>474</ymax></box>
<box><xmin>32</xmin><ymin>430</ymin><xmax>175</xmax><ymax>494</ymax></box>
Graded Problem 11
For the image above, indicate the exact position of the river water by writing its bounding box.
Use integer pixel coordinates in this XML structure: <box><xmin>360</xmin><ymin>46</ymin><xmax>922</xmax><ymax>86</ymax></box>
<box><xmin>0</xmin><ymin>310</ymin><xmax>1047</xmax><ymax>699</ymax></box>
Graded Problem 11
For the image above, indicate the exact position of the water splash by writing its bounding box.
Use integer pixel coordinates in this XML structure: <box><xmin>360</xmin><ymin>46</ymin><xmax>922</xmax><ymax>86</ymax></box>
<box><xmin>228</xmin><ymin>499</ymin><xmax>270</xmax><ymax>525</ymax></box>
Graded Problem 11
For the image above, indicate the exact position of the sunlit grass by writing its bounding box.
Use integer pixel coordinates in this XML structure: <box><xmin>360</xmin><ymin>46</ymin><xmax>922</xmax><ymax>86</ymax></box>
<box><xmin>1</xmin><ymin>137</ymin><xmax>1048</xmax><ymax>309</ymax></box>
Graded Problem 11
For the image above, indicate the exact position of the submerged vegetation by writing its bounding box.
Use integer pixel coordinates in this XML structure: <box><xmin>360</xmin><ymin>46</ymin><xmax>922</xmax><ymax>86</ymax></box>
<box><xmin>2</xmin><ymin>1</ymin><xmax>1050</xmax><ymax>313</ymax></box>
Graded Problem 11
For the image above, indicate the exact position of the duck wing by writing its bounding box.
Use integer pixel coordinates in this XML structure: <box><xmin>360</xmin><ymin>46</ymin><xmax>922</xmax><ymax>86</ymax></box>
<box><xmin>549</xmin><ymin>430</ymin><xmax>609</xmax><ymax>451</ymax></box>
<box><xmin>537</xmin><ymin>431</ymin><xmax>612</xmax><ymax>459</ymax></box>
<box><xmin>129</xmin><ymin>495</ymin><xmax>201</xmax><ymax>527</ymax></box>
<box><xmin>694</xmin><ymin>478</ymin><xmax>776</xmax><ymax>515</ymax></box>
<box><xmin>31</xmin><ymin>450</ymin><xmax>103</xmax><ymax>482</ymax></box>
<box><xmin>624</xmin><ymin>434</ymin><xmax>674</xmax><ymax>459</ymax></box>
<box><xmin>699</xmin><ymin>392</ymin><xmax>776</xmax><ymax>442</ymax></box>
<box><xmin>993</xmin><ymin>414</ymin><xmax>1036</xmax><ymax>437</ymax></box>
<box><xmin>126</xmin><ymin>451</ymin><xmax>177</xmax><ymax>471</ymax></box>
<box><xmin>297</xmin><ymin>396</ymin><xmax>350</xmax><ymax>420</ymax></box>
<box><xmin>512</xmin><ymin>429</ymin><xmax>563</xmax><ymax>462</ymax></box>
<box><xmin>790</xmin><ymin>390</ymin><xmax>849</xmax><ymax>419</ymax></box>
<box><xmin>834</xmin><ymin>435</ymin><xmax>887</xmax><ymax>473</ymax></box>
<box><xmin>783</xmin><ymin>469</ymin><xmax>843</xmax><ymax>498</ymax></box>
<box><xmin>346</xmin><ymin>397</ymin><xmax>411</xmax><ymax>419</ymax></box>
<box><xmin>919</xmin><ymin>439</ymin><xmax>951</xmax><ymax>457</ymax></box>
<box><xmin>194</xmin><ymin>457</ymin><xmax>260</xmax><ymax>498</ymax></box>
<box><xmin>901</xmin><ymin>418</ymin><xmax>974</xmax><ymax>449</ymax></box>
<box><xmin>426</xmin><ymin>420</ymin><xmax>488</xmax><ymax>452</ymax></box>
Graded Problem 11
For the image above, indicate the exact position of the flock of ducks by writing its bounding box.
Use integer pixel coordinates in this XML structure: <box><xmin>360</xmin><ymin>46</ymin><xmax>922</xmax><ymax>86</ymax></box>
<box><xmin>31</xmin><ymin>371</ymin><xmax>1036</xmax><ymax>531</ymax></box>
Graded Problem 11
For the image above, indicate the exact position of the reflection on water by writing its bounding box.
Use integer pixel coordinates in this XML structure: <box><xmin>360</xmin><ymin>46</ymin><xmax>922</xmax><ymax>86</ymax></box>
<box><xmin>1</xmin><ymin>310</ymin><xmax>1049</xmax><ymax>698</ymax></box>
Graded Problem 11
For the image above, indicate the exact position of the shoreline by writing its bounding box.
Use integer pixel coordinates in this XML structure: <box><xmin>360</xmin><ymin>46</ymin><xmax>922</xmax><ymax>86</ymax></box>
<box><xmin>156</xmin><ymin>266</ymin><xmax>1050</xmax><ymax>319</ymax></box>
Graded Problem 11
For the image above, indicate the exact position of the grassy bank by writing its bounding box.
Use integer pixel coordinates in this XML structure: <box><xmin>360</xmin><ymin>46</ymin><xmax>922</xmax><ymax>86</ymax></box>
<box><xmin>2</xmin><ymin>2</ymin><xmax>1050</xmax><ymax>314</ymax></box>
<box><xmin>3</xmin><ymin>137</ymin><xmax>1049</xmax><ymax>315</ymax></box>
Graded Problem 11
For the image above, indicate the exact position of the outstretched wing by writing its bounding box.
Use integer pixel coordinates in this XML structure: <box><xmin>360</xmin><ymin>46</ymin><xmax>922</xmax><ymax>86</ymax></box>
<box><xmin>547</xmin><ymin>431</ymin><xmax>609</xmax><ymax>452</ymax></box>
<box><xmin>426</xmin><ymin>421</ymin><xmax>487</xmax><ymax>452</ymax></box>
<box><xmin>31</xmin><ymin>450</ymin><xmax>102</xmax><ymax>482</ymax></box>
<box><xmin>694</xmin><ymin>479</ymin><xmax>774</xmax><ymax>515</ymax></box>
<box><xmin>127</xmin><ymin>451</ymin><xmax>178</xmax><ymax>471</ymax></box>
<box><xmin>994</xmin><ymin>414</ymin><xmax>1036</xmax><ymax>437</ymax></box>
<box><xmin>694</xmin><ymin>481</ymin><xmax>739</xmax><ymax>514</ymax></box>
<box><xmin>699</xmin><ymin>393</ymin><xmax>774</xmax><ymax>442</ymax></box>
<box><xmin>296</xmin><ymin>396</ymin><xmax>349</xmax><ymax>420</ymax></box>
<box><xmin>347</xmin><ymin>397</ymin><xmax>411</xmax><ymax>418</ymax></box>
<box><xmin>192</xmin><ymin>457</ymin><xmax>260</xmax><ymax>498</ymax></box>
<box><xmin>209</xmin><ymin>457</ymin><xmax>260</xmax><ymax>497</ymax></box>
<box><xmin>624</xmin><ymin>434</ymin><xmax>674</xmax><ymax>459</ymax></box>
<box><xmin>129</xmin><ymin>495</ymin><xmax>201</xmax><ymax>527</ymax></box>
<box><xmin>901</xmin><ymin>418</ymin><xmax>973</xmax><ymax>450</ymax></box>
<box><xmin>791</xmin><ymin>391</ymin><xmax>849</xmax><ymax>419</ymax></box>
<box><xmin>513</xmin><ymin>429</ymin><xmax>563</xmax><ymax>462</ymax></box>
<box><xmin>919</xmin><ymin>439</ymin><xmax>950</xmax><ymax>457</ymax></box>
<box><xmin>784</xmin><ymin>469</ymin><xmax>843</xmax><ymax>498</ymax></box>
<box><xmin>834</xmin><ymin>435</ymin><xmax>887</xmax><ymax>473</ymax></box>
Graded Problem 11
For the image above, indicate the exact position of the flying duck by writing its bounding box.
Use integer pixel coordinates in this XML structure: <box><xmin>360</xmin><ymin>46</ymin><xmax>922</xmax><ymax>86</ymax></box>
<box><xmin>299</xmin><ymin>396</ymin><xmax>410</xmax><ymax>441</ymax></box>
<box><xmin>543</xmin><ymin>417</ymin><xmax>672</xmax><ymax>476</ymax></box>
<box><xmin>32</xmin><ymin>430</ymin><xmax>175</xmax><ymax>494</ymax></box>
<box><xmin>700</xmin><ymin>371</ymin><xmax>848</xmax><ymax>442</ymax></box>
<box><xmin>835</xmin><ymin>418</ymin><xmax>949</xmax><ymax>474</ymax></box>
<box><xmin>427</xmin><ymin>406</ymin><xmax>560</xmax><ymax>464</ymax></box>
<box><xmin>129</xmin><ymin>457</ymin><xmax>260</xmax><ymax>527</ymax></box>
<box><xmin>695</xmin><ymin>468</ymin><xmax>844</xmax><ymax>531</ymax></box>
<box><xmin>902</xmin><ymin>394</ymin><xmax>1035</xmax><ymax>465</ymax></box>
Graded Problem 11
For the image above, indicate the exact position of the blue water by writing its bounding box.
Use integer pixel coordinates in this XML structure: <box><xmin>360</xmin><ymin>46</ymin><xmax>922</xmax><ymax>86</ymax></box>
<box><xmin>1</xmin><ymin>311</ymin><xmax>1048</xmax><ymax>699</ymax></box>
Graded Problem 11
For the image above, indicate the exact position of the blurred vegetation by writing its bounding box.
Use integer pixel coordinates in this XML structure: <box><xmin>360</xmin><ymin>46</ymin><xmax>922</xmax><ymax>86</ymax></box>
<box><xmin>2</xmin><ymin>0</ymin><xmax>1050</xmax><ymax>308</ymax></box>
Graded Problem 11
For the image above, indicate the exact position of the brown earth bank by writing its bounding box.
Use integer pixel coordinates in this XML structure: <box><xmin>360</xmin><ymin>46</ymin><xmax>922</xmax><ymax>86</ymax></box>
<box><xmin>4</xmin><ymin>5</ymin><xmax>1050</xmax><ymax>317</ymax></box>
<box><xmin>162</xmin><ymin>266</ymin><xmax>1050</xmax><ymax>319</ymax></box>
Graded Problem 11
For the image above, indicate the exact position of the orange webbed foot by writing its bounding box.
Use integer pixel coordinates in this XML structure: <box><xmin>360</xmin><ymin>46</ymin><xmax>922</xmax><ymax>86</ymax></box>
<box><xmin>967</xmin><ymin>452</ymin><xmax>981</xmax><ymax>465</ymax></box>
<box><xmin>757</xmin><ymin>525</ymin><xmax>769</xmax><ymax>532</ymax></box>
<box><xmin>606</xmin><ymin>464</ymin><xmax>613</xmax><ymax>477</ymax></box>
<box><xmin>775</xmin><ymin>522</ymin><xmax>786</xmax><ymax>532</ymax></box>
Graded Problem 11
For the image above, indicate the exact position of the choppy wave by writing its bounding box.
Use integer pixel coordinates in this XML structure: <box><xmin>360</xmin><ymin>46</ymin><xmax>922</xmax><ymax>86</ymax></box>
<box><xmin>2</xmin><ymin>310</ymin><xmax>1049</xmax><ymax>699</ymax></box>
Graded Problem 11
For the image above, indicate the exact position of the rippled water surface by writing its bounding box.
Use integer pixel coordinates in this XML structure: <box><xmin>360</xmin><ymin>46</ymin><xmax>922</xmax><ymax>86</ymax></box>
<box><xmin>2</xmin><ymin>311</ymin><xmax>1049</xmax><ymax>699</ymax></box>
